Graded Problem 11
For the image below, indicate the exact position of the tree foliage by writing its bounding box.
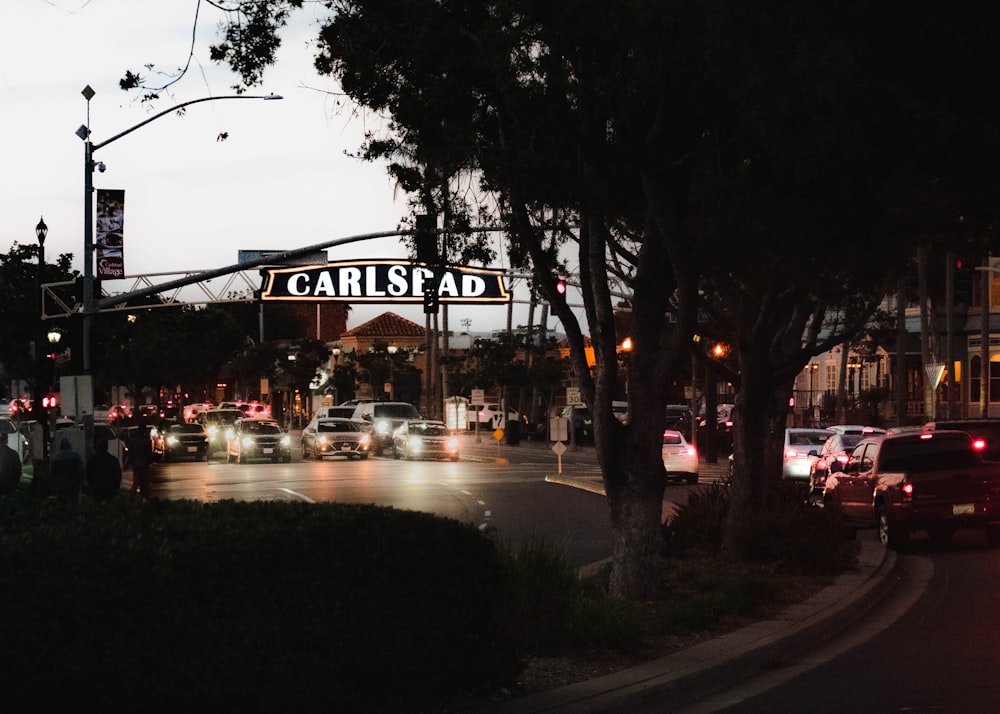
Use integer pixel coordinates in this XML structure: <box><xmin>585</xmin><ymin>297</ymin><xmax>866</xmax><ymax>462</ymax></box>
<box><xmin>123</xmin><ymin>0</ymin><xmax>1000</xmax><ymax>597</ymax></box>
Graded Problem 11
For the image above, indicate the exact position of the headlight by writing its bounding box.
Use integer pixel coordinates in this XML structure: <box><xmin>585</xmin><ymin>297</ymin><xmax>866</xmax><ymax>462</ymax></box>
<box><xmin>280</xmin><ymin>435</ymin><xmax>291</xmax><ymax>446</ymax></box>
<box><xmin>318</xmin><ymin>435</ymin><xmax>329</xmax><ymax>446</ymax></box>
<box><xmin>241</xmin><ymin>436</ymin><xmax>254</xmax><ymax>448</ymax></box>
<box><xmin>207</xmin><ymin>426</ymin><xmax>218</xmax><ymax>437</ymax></box>
<box><xmin>359</xmin><ymin>434</ymin><xmax>370</xmax><ymax>446</ymax></box>
<box><xmin>447</xmin><ymin>437</ymin><xmax>459</xmax><ymax>450</ymax></box>
<box><xmin>166</xmin><ymin>436</ymin><xmax>179</xmax><ymax>446</ymax></box>
<box><xmin>375</xmin><ymin>420</ymin><xmax>391</xmax><ymax>435</ymax></box>
<box><xmin>408</xmin><ymin>436</ymin><xmax>422</xmax><ymax>452</ymax></box>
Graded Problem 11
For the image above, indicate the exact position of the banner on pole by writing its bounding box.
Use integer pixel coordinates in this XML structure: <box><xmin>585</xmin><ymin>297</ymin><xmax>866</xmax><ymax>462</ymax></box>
<box><xmin>96</xmin><ymin>189</ymin><xmax>125</xmax><ymax>279</ymax></box>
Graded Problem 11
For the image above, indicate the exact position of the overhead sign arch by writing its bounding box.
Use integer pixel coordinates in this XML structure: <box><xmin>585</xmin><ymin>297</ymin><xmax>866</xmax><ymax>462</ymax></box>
<box><xmin>259</xmin><ymin>260</ymin><xmax>511</xmax><ymax>304</ymax></box>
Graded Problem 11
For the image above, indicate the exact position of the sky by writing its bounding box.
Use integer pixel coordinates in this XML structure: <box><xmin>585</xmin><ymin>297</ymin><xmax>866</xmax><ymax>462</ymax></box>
<box><xmin>1</xmin><ymin>0</ymin><xmax>568</xmax><ymax>336</ymax></box>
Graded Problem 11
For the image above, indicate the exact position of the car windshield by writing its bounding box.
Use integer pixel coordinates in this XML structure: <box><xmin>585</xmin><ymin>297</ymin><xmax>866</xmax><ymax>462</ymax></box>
<box><xmin>411</xmin><ymin>423</ymin><xmax>449</xmax><ymax>436</ymax></box>
<box><xmin>375</xmin><ymin>404</ymin><xmax>420</xmax><ymax>419</ymax></box>
<box><xmin>319</xmin><ymin>421</ymin><xmax>361</xmax><ymax>433</ymax></box>
<box><xmin>663</xmin><ymin>433</ymin><xmax>683</xmax><ymax>445</ymax></box>
<box><xmin>244</xmin><ymin>422</ymin><xmax>281</xmax><ymax>435</ymax></box>
<box><xmin>205</xmin><ymin>411</ymin><xmax>242</xmax><ymax>424</ymax></box>
<box><xmin>840</xmin><ymin>434</ymin><xmax>864</xmax><ymax>449</ymax></box>
<box><xmin>879</xmin><ymin>435</ymin><xmax>981</xmax><ymax>471</ymax></box>
<box><xmin>171</xmin><ymin>424</ymin><xmax>205</xmax><ymax>434</ymax></box>
<box><xmin>789</xmin><ymin>431</ymin><xmax>830</xmax><ymax>446</ymax></box>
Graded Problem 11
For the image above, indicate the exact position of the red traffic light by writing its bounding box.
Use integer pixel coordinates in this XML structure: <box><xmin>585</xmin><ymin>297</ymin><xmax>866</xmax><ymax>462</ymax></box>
<box><xmin>555</xmin><ymin>279</ymin><xmax>567</xmax><ymax>295</ymax></box>
<box><xmin>42</xmin><ymin>395</ymin><xmax>58</xmax><ymax>409</ymax></box>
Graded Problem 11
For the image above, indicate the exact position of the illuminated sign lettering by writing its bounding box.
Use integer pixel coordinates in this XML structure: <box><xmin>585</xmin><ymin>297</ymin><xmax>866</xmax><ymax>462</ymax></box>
<box><xmin>259</xmin><ymin>260</ymin><xmax>511</xmax><ymax>303</ymax></box>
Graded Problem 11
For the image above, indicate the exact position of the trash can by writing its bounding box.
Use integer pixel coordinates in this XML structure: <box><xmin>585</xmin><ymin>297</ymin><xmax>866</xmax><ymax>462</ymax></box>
<box><xmin>506</xmin><ymin>418</ymin><xmax>521</xmax><ymax>446</ymax></box>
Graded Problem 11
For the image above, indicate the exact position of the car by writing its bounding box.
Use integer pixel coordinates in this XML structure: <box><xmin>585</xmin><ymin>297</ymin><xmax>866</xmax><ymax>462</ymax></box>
<box><xmin>151</xmin><ymin>422</ymin><xmax>209</xmax><ymax>462</ymax></box>
<box><xmin>0</xmin><ymin>416</ymin><xmax>30</xmax><ymax>464</ymax></box>
<box><xmin>315</xmin><ymin>405</ymin><xmax>357</xmax><ymax>420</ymax></box>
<box><xmin>559</xmin><ymin>405</ymin><xmax>593</xmax><ymax>444</ymax></box>
<box><xmin>473</xmin><ymin>403</ymin><xmax>520</xmax><ymax>428</ymax></box>
<box><xmin>662</xmin><ymin>429</ymin><xmax>699</xmax><ymax>484</ymax></box>
<box><xmin>182</xmin><ymin>402</ymin><xmax>214</xmax><ymax>423</ymax></box>
<box><xmin>822</xmin><ymin>429</ymin><xmax>1000</xmax><ymax>548</ymax></box>
<box><xmin>391</xmin><ymin>420</ymin><xmax>460</xmax><ymax>461</ymax></box>
<box><xmin>226</xmin><ymin>419</ymin><xmax>292</xmax><ymax>463</ymax></box>
<box><xmin>665</xmin><ymin>404</ymin><xmax>694</xmax><ymax>439</ymax></box>
<box><xmin>782</xmin><ymin>428</ymin><xmax>832</xmax><ymax>479</ymax></box>
<box><xmin>923</xmin><ymin>419</ymin><xmax>1000</xmax><ymax>462</ymax></box>
<box><xmin>198</xmin><ymin>408</ymin><xmax>245</xmax><ymax>454</ymax></box>
<box><xmin>808</xmin><ymin>427</ymin><xmax>886</xmax><ymax>505</ymax></box>
<box><xmin>301</xmin><ymin>417</ymin><xmax>370</xmax><ymax>460</ymax></box>
<box><xmin>352</xmin><ymin>401</ymin><xmax>422</xmax><ymax>455</ymax></box>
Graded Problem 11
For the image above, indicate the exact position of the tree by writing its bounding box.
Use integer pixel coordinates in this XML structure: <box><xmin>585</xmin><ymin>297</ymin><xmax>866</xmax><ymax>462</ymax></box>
<box><xmin>128</xmin><ymin>0</ymin><xmax>1000</xmax><ymax>598</ymax></box>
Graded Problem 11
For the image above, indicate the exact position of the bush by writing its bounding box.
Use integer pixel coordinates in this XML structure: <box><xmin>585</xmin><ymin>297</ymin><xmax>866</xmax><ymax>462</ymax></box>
<box><xmin>0</xmin><ymin>494</ymin><xmax>516</xmax><ymax>712</ymax></box>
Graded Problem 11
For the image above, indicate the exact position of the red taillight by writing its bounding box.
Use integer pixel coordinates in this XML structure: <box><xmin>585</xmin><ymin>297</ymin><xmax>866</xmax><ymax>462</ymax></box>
<box><xmin>902</xmin><ymin>481</ymin><xmax>914</xmax><ymax>498</ymax></box>
<box><xmin>682</xmin><ymin>446</ymin><xmax>697</xmax><ymax>457</ymax></box>
<box><xmin>836</xmin><ymin>454</ymin><xmax>849</xmax><ymax>464</ymax></box>
<box><xmin>972</xmin><ymin>437</ymin><xmax>987</xmax><ymax>452</ymax></box>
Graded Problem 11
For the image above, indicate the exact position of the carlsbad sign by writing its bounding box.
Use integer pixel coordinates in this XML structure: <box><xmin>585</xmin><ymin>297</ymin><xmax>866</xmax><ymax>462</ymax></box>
<box><xmin>259</xmin><ymin>260</ymin><xmax>510</xmax><ymax>303</ymax></box>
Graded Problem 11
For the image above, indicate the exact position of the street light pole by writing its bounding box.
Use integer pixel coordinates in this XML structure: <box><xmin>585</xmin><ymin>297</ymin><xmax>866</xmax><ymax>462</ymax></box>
<box><xmin>34</xmin><ymin>216</ymin><xmax>50</xmax><ymax>469</ymax></box>
<box><xmin>78</xmin><ymin>86</ymin><xmax>283</xmax><ymax>375</ymax></box>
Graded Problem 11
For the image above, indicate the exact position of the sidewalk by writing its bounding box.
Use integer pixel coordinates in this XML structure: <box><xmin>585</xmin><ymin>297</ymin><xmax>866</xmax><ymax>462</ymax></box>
<box><xmin>482</xmin><ymin>536</ymin><xmax>895</xmax><ymax>713</ymax></box>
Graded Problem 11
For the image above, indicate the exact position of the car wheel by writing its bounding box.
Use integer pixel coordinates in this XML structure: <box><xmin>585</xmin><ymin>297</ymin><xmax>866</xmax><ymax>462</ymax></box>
<box><xmin>876</xmin><ymin>503</ymin><xmax>907</xmax><ymax>551</ymax></box>
<box><xmin>360</xmin><ymin>453</ymin><xmax>369</xmax><ymax>460</ymax></box>
<box><xmin>686</xmin><ymin>473</ymin><xmax>698</xmax><ymax>485</ymax></box>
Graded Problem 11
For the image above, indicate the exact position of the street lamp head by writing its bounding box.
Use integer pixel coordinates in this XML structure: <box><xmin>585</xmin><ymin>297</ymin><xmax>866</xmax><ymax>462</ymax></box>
<box><xmin>35</xmin><ymin>216</ymin><xmax>48</xmax><ymax>246</ymax></box>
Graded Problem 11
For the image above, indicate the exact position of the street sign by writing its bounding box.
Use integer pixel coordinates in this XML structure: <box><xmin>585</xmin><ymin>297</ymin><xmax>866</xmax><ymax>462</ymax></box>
<box><xmin>493</xmin><ymin>428</ymin><xmax>504</xmax><ymax>442</ymax></box>
<box><xmin>925</xmin><ymin>363</ymin><xmax>946</xmax><ymax>390</ymax></box>
<box><xmin>566</xmin><ymin>387</ymin><xmax>582</xmax><ymax>406</ymax></box>
<box><xmin>550</xmin><ymin>416</ymin><xmax>568</xmax><ymax>442</ymax></box>
<box><xmin>471</xmin><ymin>389</ymin><xmax>485</xmax><ymax>406</ymax></box>
<box><xmin>551</xmin><ymin>441</ymin><xmax>567</xmax><ymax>457</ymax></box>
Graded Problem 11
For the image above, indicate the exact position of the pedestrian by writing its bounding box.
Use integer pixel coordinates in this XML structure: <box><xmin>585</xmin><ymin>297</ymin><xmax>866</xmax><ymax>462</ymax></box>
<box><xmin>128</xmin><ymin>426</ymin><xmax>153</xmax><ymax>498</ymax></box>
<box><xmin>0</xmin><ymin>439</ymin><xmax>22</xmax><ymax>494</ymax></box>
<box><xmin>49</xmin><ymin>437</ymin><xmax>84</xmax><ymax>503</ymax></box>
<box><xmin>85</xmin><ymin>437</ymin><xmax>122</xmax><ymax>501</ymax></box>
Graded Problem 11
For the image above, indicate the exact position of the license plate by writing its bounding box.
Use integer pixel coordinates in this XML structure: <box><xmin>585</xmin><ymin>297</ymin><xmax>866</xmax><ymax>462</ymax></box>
<box><xmin>263</xmin><ymin>448</ymin><xmax>274</xmax><ymax>454</ymax></box>
<box><xmin>953</xmin><ymin>503</ymin><xmax>975</xmax><ymax>516</ymax></box>
<box><xmin>187</xmin><ymin>446</ymin><xmax>197</xmax><ymax>453</ymax></box>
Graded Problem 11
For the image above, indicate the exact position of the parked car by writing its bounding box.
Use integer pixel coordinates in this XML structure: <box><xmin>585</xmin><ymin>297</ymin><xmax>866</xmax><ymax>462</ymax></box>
<box><xmin>665</xmin><ymin>404</ymin><xmax>694</xmax><ymax>439</ymax></box>
<box><xmin>198</xmin><ymin>408</ymin><xmax>245</xmax><ymax>454</ymax></box>
<box><xmin>560</xmin><ymin>405</ymin><xmax>593</xmax><ymax>444</ymax></box>
<box><xmin>923</xmin><ymin>419</ymin><xmax>1000</xmax><ymax>462</ymax></box>
<box><xmin>0</xmin><ymin>416</ymin><xmax>30</xmax><ymax>464</ymax></box>
<box><xmin>808</xmin><ymin>427</ymin><xmax>886</xmax><ymax>505</ymax></box>
<box><xmin>391</xmin><ymin>420</ymin><xmax>460</xmax><ymax>461</ymax></box>
<box><xmin>301</xmin><ymin>417</ymin><xmax>370</xmax><ymax>460</ymax></box>
<box><xmin>472</xmin><ymin>403</ymin><xmax>520</xmax><ymax>428</ymax></box>
<box><xmin>182</xmin><ymin>402</ymin><xmax>215</xmax><ymax>423</ymax></box>
<box><xmin>783</xmin><ymin>428</ymin><xmax>832</xmax><ymax>479</ymax></box>
<box><xmin>822</xmin><ymin>429</ymin><xmax>1000</xmax><ymax>549</ymax></box>
<box><xmin>352</xmin><ymin>401</ymin><xmax>422</xmax><ymax>455</ymax></box>
<box><xmin>226</xmin><ymin>418</ymin><xmax>292</xmax><ymax>464</ymax></box>
<box><xmin>662</xmin><ymin>429</ymin><xmax>699</xmax><ymax>484</ymax></box>
<box><xmin>151</xmin><ymin>422</ymin><xmax>209</xmax><ymax>462</ymax></box>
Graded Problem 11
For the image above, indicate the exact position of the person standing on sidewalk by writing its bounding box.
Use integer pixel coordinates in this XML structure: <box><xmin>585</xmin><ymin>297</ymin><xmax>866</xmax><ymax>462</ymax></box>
<box><xmin>128</xmin><ymin>426</ymin><xmax>153</xmax><ymax>498</ymax></box>
<box><xmin>85</xmin><ymin>437</ymin><xmax>122</xmax><ymax>501</ymax></box>
<box><xmin>0</xmin><ymin>440</ymin><xmax>22</xmax><ymax>494</ymax></box>
<box><xmin>49</xmin><ymin>437</ymin><xmax>84</xmax><ymax>503</ymax></box>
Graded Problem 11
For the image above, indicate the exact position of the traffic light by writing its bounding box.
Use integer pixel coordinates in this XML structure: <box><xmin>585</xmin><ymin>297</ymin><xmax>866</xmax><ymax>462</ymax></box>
<box><xmin>42</xmin><ymin>394</ymin><xmax>58</xmax><ymax>410</ymax></box>
<box><xmin>956</xmin><ymin>258</ymin><xmax>974</xmax><ymax>304</ymax></box>
<box><xmin>414</xmin><ymin>213</ymin><xmax>438</xmax><ymax>264</ymax></box>
<box><xmin>555</xmin><ymin>277</ymin><xmax>567</xmax><ymax>295</ymax></box>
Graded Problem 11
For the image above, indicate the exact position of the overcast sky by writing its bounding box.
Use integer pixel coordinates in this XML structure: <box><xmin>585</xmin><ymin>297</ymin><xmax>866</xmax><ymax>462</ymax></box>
<box><xmin>2</xmin><ymin>0</ymin><xmax>569</xmax><ymax>335</ymax></box>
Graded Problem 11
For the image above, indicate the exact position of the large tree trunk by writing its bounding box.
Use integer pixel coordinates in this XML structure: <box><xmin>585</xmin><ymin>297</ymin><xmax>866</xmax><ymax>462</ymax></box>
<box><xmin>722</xmin><ymin>354</ymin><xmax>793</xmax><ymax>560</ymax></box>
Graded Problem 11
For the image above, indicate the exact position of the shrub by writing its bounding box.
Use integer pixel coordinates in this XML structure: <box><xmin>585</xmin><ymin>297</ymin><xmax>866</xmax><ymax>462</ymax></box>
<box><xmin>0</xmin><ymin>494</ymin><xmax>516</xmax><ymax>711</ymax></box>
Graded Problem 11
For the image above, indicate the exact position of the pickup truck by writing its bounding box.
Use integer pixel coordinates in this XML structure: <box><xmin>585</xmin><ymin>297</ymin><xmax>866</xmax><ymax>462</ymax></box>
<box><xmin>822</xmin><ymin>429</ymin><xmax>1000</xmax><ymax>549</ymax></box>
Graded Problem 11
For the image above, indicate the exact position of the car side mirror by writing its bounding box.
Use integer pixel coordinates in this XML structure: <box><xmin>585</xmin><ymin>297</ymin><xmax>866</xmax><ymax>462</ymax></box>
<box><xmin>808</xmin><ymin>449</ymin><xmax>818</xmax><ymax>457</ymax></box>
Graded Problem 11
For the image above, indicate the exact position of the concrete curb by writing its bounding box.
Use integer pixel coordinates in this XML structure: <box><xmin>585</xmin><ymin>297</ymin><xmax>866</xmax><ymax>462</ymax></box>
<box><xmin>482</xmin><ymin>537</ymin><xmax>897</xmax><ymax>713</ymax></box>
